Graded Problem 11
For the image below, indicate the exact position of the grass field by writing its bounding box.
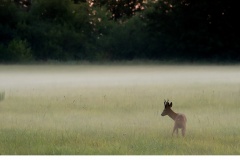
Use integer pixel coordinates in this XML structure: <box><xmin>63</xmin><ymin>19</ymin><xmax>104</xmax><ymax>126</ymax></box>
<box><xmin>0</xmin><ymin>64</ymin><xmax>240</xmax><ymax>155</ymax></box>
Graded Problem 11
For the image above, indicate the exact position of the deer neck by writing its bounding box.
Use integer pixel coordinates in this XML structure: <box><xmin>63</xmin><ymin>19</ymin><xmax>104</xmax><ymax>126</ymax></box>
<box><xmin>167</xmin><ymin>109</ymin><xmax>178</xmax><ymax>121</ymax></box>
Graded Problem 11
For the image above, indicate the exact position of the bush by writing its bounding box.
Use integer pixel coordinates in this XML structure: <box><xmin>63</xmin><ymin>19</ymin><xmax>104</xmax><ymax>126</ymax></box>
<box><xmin>7</xmin><ymin>39</ymin><xmax>33</xmax><ymax>62</ymax></box>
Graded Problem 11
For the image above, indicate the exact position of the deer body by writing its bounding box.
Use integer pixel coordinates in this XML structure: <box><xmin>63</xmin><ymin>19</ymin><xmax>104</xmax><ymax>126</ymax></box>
<box><xmin>161</xmin><ymin>100</ymin><xmax>187</xmax><ymax>137</ymax></box>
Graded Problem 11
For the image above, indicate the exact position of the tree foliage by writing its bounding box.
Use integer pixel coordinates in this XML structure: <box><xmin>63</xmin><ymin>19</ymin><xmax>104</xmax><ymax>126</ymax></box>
<box><xmin>0</xmin><ymin>0</ymin><xmax>239</xmax><ymax>63</ymax></box>
<box><xmin>89</xmin><ymin>0</ymin><xmax>145</xmax><ymax>20</ymax></box>
<box><xmin>145</xmin><ymin>0</ymin><xmax>240</xmax><ymax>60</ymax></box>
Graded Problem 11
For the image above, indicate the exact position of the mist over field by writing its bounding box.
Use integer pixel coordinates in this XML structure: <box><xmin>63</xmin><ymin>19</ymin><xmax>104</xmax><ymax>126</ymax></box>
<box><xmin>1</xmin><ymin>65</ymin><xmax>240</xmax><ymax>89</ymax></box>
<box><xmin>0</xmin><ymin>65</ymin><xmax>240</xmax><ymax>155</ymax></box>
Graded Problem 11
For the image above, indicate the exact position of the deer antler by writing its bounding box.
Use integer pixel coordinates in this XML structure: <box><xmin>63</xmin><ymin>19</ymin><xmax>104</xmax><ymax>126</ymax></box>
<box><xmin>166</xmin><ymin>99</ymin><xmax>169</xmax><ymax>105</ymax></box>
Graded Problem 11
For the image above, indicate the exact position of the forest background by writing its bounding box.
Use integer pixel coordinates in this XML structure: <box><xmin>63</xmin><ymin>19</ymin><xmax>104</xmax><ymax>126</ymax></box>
<box><xmin>0</xmin><ymin>0</ymin><xmax>239</xmax><ymax>63</ymax></box>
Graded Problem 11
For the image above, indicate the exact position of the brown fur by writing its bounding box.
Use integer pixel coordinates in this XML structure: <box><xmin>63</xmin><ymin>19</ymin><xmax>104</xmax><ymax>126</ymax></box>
<box><xmin>161</xmin><ymin>100</ymin><xmax>187</xmax><ymax>137</ymax></box>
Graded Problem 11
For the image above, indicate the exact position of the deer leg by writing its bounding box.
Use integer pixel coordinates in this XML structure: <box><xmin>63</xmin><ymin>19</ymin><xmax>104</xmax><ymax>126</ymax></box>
<box><xmin>172</xmin><ymin>126</ymin><xmax>176</xmax><ymax>136</ymax></box>
<box><xmin>176</xmin><ymin>128</ymin><xmax>179</xmax><ymax>137</ymax></box>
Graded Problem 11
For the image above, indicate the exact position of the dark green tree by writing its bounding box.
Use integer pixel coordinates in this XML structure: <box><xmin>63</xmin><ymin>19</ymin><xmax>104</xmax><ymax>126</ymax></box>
<box><xmin>17</xmin><ymin>0</ymin><xmax>92</xmax><ymax>61</ymax></box>
<box><xmin>145</xmin><ymin>0</ymin><xmax>240</xmax><ymax>61</ymax></box>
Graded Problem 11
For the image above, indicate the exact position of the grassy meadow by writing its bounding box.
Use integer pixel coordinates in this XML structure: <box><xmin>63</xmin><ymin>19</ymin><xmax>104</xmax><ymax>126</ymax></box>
<box><xmin>0</xmin><ymin>64</ymin><xmax>240</xmax><ymax>155</ymax></box>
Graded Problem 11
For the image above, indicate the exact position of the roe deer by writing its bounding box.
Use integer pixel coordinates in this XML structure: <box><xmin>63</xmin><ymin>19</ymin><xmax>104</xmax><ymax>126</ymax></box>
<box><xmin>161</xmin><ymin>100</ymin><xmax>187</xmax><ymax>137</ymax></box>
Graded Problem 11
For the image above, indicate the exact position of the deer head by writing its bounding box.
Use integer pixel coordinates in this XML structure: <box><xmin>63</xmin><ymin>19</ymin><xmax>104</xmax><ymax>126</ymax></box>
<box><xmin>161</xmin><ymin>99</ymin><xmax>172</xmax><ymax>116</ymax></box>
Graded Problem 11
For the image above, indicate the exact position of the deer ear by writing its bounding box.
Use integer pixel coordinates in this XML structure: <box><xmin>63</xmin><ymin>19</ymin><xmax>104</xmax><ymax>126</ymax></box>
<box><xmin>169</xmin><ymin>102</ymin><xmax>172</xmax><ymax>107</ymax></box>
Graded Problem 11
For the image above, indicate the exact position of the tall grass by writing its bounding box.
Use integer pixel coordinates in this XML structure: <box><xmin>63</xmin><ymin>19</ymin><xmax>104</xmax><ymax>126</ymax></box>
<box><xmin>0</xmin><ymin>91</ymin><xmax>5</xmax><ymax>101</ymax></box>
<box><xmin>0</xmin><ymin>65</ymin><xmax>239</xmax><ymax>155</ymax></box>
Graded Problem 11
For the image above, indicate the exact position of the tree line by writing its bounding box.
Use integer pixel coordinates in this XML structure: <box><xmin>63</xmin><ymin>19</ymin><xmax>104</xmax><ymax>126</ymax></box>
<box><xmin>0</xmin><ymin>0</ymin><xmax>239</xmax><ymax>62</ymax></box>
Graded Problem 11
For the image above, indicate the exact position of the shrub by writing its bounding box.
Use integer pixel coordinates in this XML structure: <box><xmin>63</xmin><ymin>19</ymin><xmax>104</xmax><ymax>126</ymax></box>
<box><xmin>7</xmin><ymin>39</ymin><xmax>33</xmax><ymax>62</ymax></box>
